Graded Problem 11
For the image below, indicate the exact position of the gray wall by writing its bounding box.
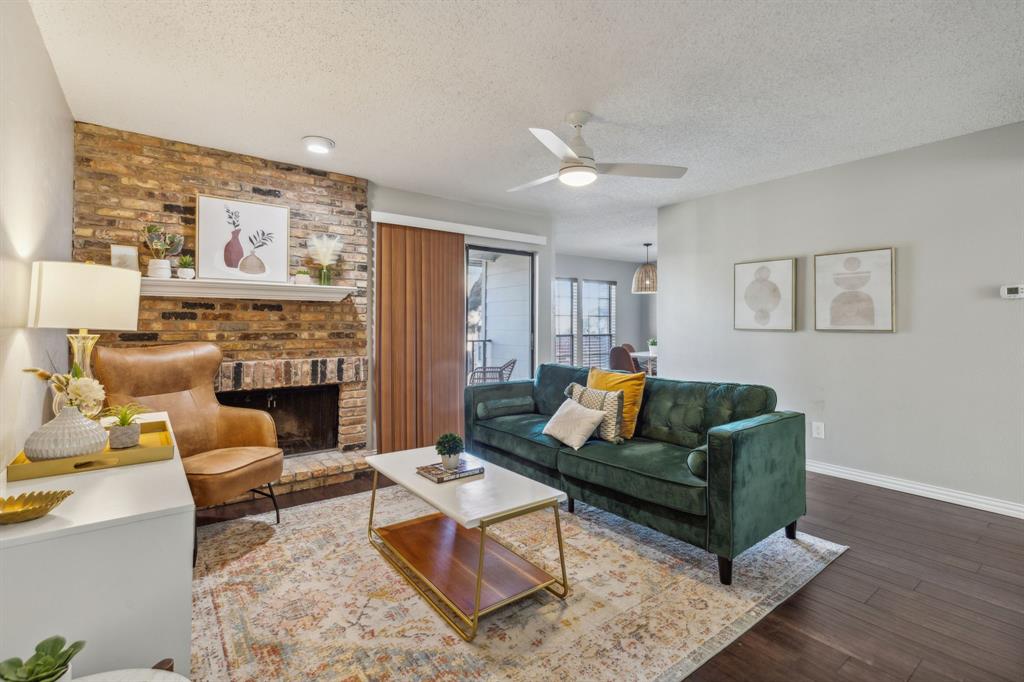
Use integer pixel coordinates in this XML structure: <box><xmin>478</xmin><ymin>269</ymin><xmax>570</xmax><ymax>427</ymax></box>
<box><xmin>0</xmin><ymin>0</ymin><xmax>74</xmax><ymax>480</ymax></box>
<box><xmin>657</xmin><ymin>123</ymin><xmax>1024</xmax><ymax>506</ymax></box>
<box><xmin>555</xmin><ymin>254</ymin><xmax>657</xmax><ymax>351</ymax></box>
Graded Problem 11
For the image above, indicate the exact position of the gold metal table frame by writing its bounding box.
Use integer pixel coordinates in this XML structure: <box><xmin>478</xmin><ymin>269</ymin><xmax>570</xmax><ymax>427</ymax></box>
<box><xmin>366</xmin><ymin>470</ymin><xmax>569</xmax><ymax>641</ymax></box>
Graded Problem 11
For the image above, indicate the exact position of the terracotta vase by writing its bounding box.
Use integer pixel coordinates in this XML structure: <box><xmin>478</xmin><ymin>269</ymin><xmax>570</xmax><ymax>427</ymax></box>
<box><xmin>223</xmin><ymin>228</ymin><xmax>244</xmax><ymax>268</ymax></box>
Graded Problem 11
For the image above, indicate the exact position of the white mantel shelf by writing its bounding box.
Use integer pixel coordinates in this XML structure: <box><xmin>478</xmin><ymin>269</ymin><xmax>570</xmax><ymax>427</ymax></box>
<box><xmin>140</xmin><ymin>277</ymin><xmax>357</xmax><ymax>302</ymax></box>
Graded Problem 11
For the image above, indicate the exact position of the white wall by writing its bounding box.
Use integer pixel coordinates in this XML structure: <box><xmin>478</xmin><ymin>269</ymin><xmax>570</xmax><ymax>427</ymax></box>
<box><xmin>555</xmin><ymin>254</ymin><xmax>657</xmax><ymax>349</ymax></box>
<box><xmin>657</xmin><ymin>123</ymin><xmax>1024</xmax><ymax>508</ymax></box>
<box><xmin>0</xmin><ymin>0</ymin><xmax>74</xmax><ymax>487</ymax></box>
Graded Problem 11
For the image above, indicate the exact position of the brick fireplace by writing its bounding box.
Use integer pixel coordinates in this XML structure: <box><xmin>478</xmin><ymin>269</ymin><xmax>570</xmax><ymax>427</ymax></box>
<box><xmin>72</xmin><ymin>123</ymin><xmax>373</xmax><ymax>484</ymax></box>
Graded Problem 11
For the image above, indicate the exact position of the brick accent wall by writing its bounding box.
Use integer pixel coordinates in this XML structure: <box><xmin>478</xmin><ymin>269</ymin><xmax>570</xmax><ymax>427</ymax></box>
<box><xmin>72</xmin><ymin>122</ymin><xmax>371</xmax><ymax>450</ymax></box>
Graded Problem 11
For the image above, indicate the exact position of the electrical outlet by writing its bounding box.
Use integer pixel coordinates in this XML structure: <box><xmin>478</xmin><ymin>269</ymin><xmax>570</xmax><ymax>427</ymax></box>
<box><xmin>812</xmin><ymin>422</ymin><xmax>825</xmax><ymax>439</ymax></box>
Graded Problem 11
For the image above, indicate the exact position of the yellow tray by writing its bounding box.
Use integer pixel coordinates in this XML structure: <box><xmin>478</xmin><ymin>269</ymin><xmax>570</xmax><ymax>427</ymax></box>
<box><xmin>7</xmin><ymin>420</ymin><xmax>174</xmax><ymax>482</ymax></box>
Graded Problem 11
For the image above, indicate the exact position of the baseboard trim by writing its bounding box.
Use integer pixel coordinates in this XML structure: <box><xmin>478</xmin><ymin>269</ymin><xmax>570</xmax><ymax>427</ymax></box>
<box><xmin>807</xmin><ymin>460</ymin><xmax>1024</xmax><ymax>520</ymax></box>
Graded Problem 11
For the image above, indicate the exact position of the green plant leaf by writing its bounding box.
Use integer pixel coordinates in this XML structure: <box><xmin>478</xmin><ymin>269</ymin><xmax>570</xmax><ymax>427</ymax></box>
<box><xmin>0</xmin><ymin>658</ymin><xmax>24</xmax><ymax>679</ymax></box>
<box><xmin>51</xmin><ymin>642</ymin><xmax>84</xmax><ymax>669</ymax></box>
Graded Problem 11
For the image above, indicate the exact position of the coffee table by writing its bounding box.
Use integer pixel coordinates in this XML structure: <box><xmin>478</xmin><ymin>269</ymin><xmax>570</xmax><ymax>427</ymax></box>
<box><xmin>365</xmin><ymin>447</ymin><xmax>569</xmax><ymax>641</ymax></box>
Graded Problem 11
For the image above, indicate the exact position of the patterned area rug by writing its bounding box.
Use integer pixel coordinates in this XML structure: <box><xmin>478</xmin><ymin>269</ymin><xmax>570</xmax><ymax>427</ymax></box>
<box><xmin>192</xmin><ymin>487</ymin><xmax>845</xmax><ymax>681</ymax></box>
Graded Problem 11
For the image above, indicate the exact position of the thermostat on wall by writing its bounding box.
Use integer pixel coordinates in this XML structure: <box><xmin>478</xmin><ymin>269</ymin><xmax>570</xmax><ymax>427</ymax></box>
<box><xmin>1001</xmin><ymin>284</ymin><xmax>1024</xmax><ymax>299</ymax></box>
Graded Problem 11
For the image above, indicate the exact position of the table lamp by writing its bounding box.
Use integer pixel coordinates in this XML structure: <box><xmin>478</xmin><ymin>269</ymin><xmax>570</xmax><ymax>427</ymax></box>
<box><xmin>27</xmin><ymin>261</ymin><xmax>142</xmax><ymax>377</ymax></box>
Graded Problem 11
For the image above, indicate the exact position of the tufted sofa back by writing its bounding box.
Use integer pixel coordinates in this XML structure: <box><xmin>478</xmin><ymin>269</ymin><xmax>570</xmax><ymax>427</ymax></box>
<box><xmin>637</xmin><ymin>378</ymin><xmax>777</xmax><ymax>448</ymax></box>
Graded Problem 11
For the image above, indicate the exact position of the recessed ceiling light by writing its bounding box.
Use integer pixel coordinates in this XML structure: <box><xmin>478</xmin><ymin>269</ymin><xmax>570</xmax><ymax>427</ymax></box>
<box><xmin>558</xmin><ymin>166</ymin><xmax>597</xmax><ymax>187</ymax></box>
<box><xmin>302</xmin><ymin>136</ymin><xmax>335</xmax><ymax>154</ymax></box>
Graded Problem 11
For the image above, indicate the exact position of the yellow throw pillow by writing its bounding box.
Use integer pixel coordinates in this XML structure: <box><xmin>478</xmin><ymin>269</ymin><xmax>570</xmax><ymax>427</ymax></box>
<box><xmin>587</xmin><ymin>367</ymin><xmax>646</xmax><ymax>439</ymax></box>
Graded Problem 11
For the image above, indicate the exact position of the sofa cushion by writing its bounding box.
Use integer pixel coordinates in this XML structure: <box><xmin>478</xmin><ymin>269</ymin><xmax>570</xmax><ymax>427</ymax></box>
<box><xmin>565</xmin><ymin>382</ymin><xmax>623</xmax><ymax>443</ymax></box>
<box><xmin>637</xmin><ymin>379</ymin><xmax>777</xmax><ymax>448</ymax></box>
<box><xmin>475</xmin><ymin>414</ymin><xmax>561</xmax><ymax>469</ymax></box>
<box><xmin>542</xmin><ymin>398</ymin><xmax>607</xmax><ymax>450</ymax></box>
<box><xmin>557</xmin><ymin>438</ymin><xmax>707</xmax><ymax>516</ymax></box>
<box><xmin>534</xmin><ymin>364</ymin><xmax>589</xmax><ymax>415</ymax></box>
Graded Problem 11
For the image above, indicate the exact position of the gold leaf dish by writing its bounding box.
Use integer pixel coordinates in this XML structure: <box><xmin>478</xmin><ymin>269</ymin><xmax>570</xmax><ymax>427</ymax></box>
<box><xmin>0</xmin><ymin>490</ymin><xmax>73</xmax><ymax>524</ymax></box>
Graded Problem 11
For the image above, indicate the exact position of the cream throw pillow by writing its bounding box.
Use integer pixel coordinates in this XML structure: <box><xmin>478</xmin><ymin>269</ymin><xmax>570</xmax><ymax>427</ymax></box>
<box><xmin>565</xmin><ymin>382</ymin><xmax>624</xmax><ymax>444</ymax></box>
<box><xmin>542</xmin><ymin>398</ymin><xmax>606</xmax><ymax>451</ymax></box>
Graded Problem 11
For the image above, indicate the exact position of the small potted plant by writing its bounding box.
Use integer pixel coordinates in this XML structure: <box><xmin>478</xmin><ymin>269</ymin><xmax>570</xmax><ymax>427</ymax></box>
<box><xmin>103</xmin><ymin>403</ymin><xmax>149</xmax><ymax>449</ymax></box>
<box><xmin>0</xmin><ymin>634</ymin><xmax>85</xmax><ymax>682</ymax></box>
<box><xmin>144</xmin><ymin>224</ymin><xmax>184</xmax><ymax>279</ymax></box>
<box><xmin>175</xmin><ymin>254</ymin><xmax>195</xmax><ymax>280</ymax></box>
<box><xmin>294</xmin><ymin>268</ymin><xmax>312</xmax><ymax>285</ymax></box>
<box><xmin>648</xmin><ymin>337</ymin><xmax>658</xmax><ymax>357</ymax></box>
<box><xmin>435</xmin><ymin>433</ymin><xmax>463</xmax><ymax>471</ymax></box>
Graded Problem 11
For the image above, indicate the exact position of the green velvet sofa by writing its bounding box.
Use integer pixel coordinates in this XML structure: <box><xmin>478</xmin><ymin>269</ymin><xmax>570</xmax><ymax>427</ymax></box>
<box><xmin>464</xmin><ymin>364</ymin><xmax>806</xmax><ymax>584</ymax></box>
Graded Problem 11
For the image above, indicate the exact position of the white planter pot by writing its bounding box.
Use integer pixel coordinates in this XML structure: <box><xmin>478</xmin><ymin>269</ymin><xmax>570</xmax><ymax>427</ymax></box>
<box><xmin>648</xmin><ymin>346</ymin><xmax>657</xmax><ymax>357</ymax></box>
<box><xmin>294</xmin><ymin>273</ymin><xmax>312</xmax><ymax>284</ymax></box>
<box><xmin>24</xmin><ymin>406</ymin><xmax>109</xmax><ymax>461</ymax></box>
<box><xmin>109</xmin><ymin>422</ymin><xmax>141</xmax><ymax>449</ymax></box>
<box><xmin>176</xmin><ymin>267</ymin><xmax>195</xmax><ymax>280</ymax></box>
<box><xmin>147</xmin><ymin>259</ymin><xmax>172</xmax><ymax>278</ymax></box>
<box><xmin>439</xmin><ymin>453</ymin><xmax>461</xmax><ymax>471</ymax></box>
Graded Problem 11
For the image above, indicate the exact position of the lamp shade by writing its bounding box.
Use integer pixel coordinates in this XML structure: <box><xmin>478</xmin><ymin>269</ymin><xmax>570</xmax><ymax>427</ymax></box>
<box><xmin>28</xmin><ymin>261</ymin><xmax>141</xmax><ymax>330</ymax></box>
<box><xmin>631</xmin><ymin>262</ymin><xmax>657</xmax><ymax>294</ymax></box>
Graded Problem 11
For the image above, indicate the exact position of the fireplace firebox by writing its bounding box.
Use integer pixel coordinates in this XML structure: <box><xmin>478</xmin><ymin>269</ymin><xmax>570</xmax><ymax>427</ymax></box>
<box><xmin>217</xmin><ymin>385</ymin><xmax>339</xmax><ymax>456</ymax></box>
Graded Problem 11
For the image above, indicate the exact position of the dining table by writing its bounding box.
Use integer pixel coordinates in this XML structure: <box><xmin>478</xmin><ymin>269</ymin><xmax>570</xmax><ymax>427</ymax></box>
<box><xmin>629</xmin><ymin>350</ymin><xmax>658</xmax><ymax>375</ymax></box>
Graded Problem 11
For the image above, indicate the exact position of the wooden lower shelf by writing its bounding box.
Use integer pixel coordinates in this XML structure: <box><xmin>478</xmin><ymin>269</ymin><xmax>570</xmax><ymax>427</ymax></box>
<box><xmin>375</xmin><ymin>513</ymin><xmax>553</xmax><ymax>616</ymax></box>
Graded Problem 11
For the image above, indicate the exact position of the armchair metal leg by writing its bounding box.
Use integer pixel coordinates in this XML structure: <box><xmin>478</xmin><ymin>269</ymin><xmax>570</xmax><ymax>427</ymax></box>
<box><xmin>250</xmin><ymin>482</ymin><xmax>281</xmax><ymax>524</ymax></box>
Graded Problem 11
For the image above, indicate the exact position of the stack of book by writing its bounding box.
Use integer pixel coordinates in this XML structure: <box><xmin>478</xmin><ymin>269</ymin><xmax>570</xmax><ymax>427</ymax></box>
<box><xmin>416</xmin><ymin>460</ymin><xmax>484</xmax><ymax>483</ymax></box>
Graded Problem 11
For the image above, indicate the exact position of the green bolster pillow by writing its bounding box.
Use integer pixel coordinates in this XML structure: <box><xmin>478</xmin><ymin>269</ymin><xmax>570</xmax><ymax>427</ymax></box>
<box><xmin>687</xmin><ymin>444</ymin><xmax>708</xmax><ymax>479</ymax></box>
<box><xmin>477</xmin><ymin>396</ymin><xmax>536</xmax><ymax>420</ymax></box>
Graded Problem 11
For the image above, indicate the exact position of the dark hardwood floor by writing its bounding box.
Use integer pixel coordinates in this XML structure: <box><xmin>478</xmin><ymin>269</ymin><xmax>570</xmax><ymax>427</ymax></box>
<box><xmin>690</xmin><ymin>472</ymin><xmax>1024</xmax><ymax>682</ymax></box>
<box><xmin>200</xmin><ymin>469</ymin><xmax>1024</xmax><ymax>681</ymax></box>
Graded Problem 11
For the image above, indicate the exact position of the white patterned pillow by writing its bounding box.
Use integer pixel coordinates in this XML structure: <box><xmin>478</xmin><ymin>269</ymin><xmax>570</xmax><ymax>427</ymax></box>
<box><xmin>564</xmin><ymin>382</ymin><xmax>624</xmax><ymax>444</ymax></box>
<box><xmin>542</xmin><ymin>398</ymin><xmax>606</xmax><ymax>451</ymax></box>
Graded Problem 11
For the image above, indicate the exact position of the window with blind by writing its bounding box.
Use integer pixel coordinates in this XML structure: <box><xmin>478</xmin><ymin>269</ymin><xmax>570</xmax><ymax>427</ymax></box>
<box><xmin>553</xmin><ymin>278</ymin><xmax>616</xmax><ymax>368</ymax></box>
<box><xmin>552</xmin><ymin>278</ymin><xmax>577</xmax><ymax>364</ymax></box>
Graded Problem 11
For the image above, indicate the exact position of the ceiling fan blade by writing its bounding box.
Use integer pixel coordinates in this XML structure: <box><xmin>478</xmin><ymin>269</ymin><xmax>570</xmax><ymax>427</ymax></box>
<box><xmin>506</xmin><ymin>173</ymin><xmax>559</xmax><ymax>192</ymax></box>
<box><xmin>529</xmin><ymin>128</ymin><xmax>578</xmax><ymax>161</ymax></box>
<box><xmin>596</xmin><ymin>163</ymin><xmax>688</xmax><ymax>179</ymax></box>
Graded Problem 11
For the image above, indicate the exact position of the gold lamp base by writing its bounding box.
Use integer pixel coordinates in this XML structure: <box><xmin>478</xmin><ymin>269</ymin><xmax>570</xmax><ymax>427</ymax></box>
<box><xmin>67</xmin><ymin>328</ymin><xmax>100</xmax><ymax>377</ymax></box>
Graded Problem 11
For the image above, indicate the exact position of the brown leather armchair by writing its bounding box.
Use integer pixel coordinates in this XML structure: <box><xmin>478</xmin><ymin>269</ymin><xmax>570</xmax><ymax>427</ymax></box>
<box><xmin>94</xmin><ymin>343</ymin><xmax>284</xmax><ymax>545</ymax></box>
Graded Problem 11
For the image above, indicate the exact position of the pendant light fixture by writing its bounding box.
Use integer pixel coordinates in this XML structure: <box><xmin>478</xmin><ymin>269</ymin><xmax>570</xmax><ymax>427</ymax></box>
<box><xmin>631</xmin><ymin>243</ymin><xmax>657</xmax><ymax>294</ymax></box>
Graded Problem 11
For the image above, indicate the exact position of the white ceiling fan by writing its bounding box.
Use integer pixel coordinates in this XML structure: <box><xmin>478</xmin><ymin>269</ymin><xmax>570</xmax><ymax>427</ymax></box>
<box><xmin>508</xmin><ymin>111</ymin><xmax>688</xmax><ymax>192</ymax></box>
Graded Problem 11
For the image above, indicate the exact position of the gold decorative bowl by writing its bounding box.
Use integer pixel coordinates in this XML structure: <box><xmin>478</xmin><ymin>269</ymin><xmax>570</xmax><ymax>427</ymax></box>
<box><xmin>0</xmin><ymin>490</ymin><xmax>73</xmax><ymax>524</ymax></box>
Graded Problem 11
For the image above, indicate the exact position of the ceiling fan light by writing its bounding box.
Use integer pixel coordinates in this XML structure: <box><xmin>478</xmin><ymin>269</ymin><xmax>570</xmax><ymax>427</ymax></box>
<box><xmin>558</xmin><ymin>167</ymin><xmax>597</xmax><ymax>187</ymax></box>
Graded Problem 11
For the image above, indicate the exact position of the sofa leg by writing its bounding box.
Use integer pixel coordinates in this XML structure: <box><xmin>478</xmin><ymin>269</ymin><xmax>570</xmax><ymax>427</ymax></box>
<box><xmin>717</xmin><ymin>556</ymin><xmax>732</xmax><ymax>585</ymax></box>
<box><xmin>567</xmin><ymin>496</ymin><xmax>575</xmax><ymax>514</ymax></box>
<box><xmin>785</xmin><ymin>520</ymin><xmax>798</xmax><ymax>540</ymax></box>
<box><xmin>192</xmin><ymin>516</ymin><xmax>198</xmax><ymax>568</ymax></box>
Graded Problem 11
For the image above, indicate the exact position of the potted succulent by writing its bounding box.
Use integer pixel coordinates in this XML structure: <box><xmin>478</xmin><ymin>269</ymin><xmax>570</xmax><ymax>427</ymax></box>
<box><xmin>144</xmin><ymin>224</ymin><xmax>184</xmax><ymax>278</ymax></box>
<box><xmin>175</xmin><ymin>254</ymin><xmax>195</xmax><ymax>280</ymax></box>
<box><xmin>648</xmin><ymin>337</ymin><xmax>658</xmax><ymax>357</ymax></box>
<box><xmin>103</xmin><ymin>403</ymin><xmax>149</xmax><ymax>449</ymax></box>
<box><xmin>1</xmin><ymin>635</ymin><xmax>85</xmax><ymax>682</ymax></box>
<box><xmin>435</xmin><ymin>433</ymin><xmax>463</xmax><ymax>471</ymax></box>
<box><xmin>294</xmin><ymin>268</ymin><xmax>312</xmax><ymax>285</ymax></box>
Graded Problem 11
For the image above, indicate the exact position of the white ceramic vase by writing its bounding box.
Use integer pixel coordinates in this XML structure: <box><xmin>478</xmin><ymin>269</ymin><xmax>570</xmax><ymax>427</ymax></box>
<box><xmin>439</xmin><ymin>453</ymin><xmax>461</xmax><ymax>471</ymax></box>
<box><xmin>147</xmin><ymin>259</ymin><xmax>172</xmax><ymax>278</ymax></box>
<box><xmin>176</xmin><ymin>267</ymin><xmax>195</xmax><ymax>280</ymax></box>
<box><xmin>24</xmin><ymin>406</ymin><xmax>109</xmax><ymax>461</ymax></box>
<box><xmin>294</xmin><ymin>273</ymin><xmax>312</xmax><ymax>284</ymax></box>
<box><xmin>648</xmin><ymin>345</ymin><xmax>657</xmax><ymax>357</ymax></box>
<box><xmin>109</xmin><ymin>422</ymin><xmax>141</xmax><ymax>449</ymax></box>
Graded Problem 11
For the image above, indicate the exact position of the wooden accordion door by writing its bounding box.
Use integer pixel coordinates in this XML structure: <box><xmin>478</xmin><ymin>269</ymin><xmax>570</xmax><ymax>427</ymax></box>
<box><xmin>375</xmin><ymin>223</ymin><xmax>465</xmax><ymax>453</ymax></box>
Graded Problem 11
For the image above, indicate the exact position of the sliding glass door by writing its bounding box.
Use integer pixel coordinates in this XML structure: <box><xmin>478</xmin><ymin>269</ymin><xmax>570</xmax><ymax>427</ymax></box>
<box><xmin>466</xmin><ymin>246</ymin><xmax>535</xmax><ymax>382</ymax></box>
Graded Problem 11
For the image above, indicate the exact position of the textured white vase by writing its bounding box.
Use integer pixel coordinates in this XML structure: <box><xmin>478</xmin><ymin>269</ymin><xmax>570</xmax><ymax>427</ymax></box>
<box><xmin>24</xmin><ymin>406</ymin><xmax>109</xmax><ymax>461</ymax></box>
<box><xmin>147</xmin><ymin>259</ymin><xmax>172</xmax><ymax>278</ymax></box>
<box><xmin>176</xmin><ymin>267</ymin><xmax>195</xmax><ymax>280</ymax></box>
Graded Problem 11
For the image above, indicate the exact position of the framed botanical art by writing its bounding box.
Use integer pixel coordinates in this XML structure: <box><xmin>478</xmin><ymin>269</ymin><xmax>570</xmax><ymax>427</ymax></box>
<box><xmin>196</xmin><ymin>194</ymin><xmax>290</xmax><ymax>282</ymax></box>
<box><xmin>734</xmin><ymin>258</ymin><xmax>796</xmax><ymax>331</ymax></box>
<box><xmin>814</xmin><ymin>247</ymin><xmax>895</xmax><ymax>332</ymax></box>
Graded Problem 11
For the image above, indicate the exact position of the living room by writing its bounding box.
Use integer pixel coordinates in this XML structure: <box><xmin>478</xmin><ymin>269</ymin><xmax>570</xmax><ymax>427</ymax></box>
<box><xmin>1</xmin><ymin>1</ymin><xmax>1021</xmax><ymax>681</ymax></box>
